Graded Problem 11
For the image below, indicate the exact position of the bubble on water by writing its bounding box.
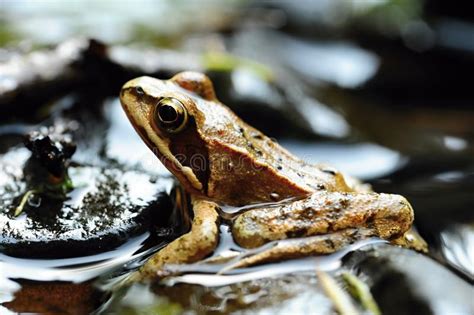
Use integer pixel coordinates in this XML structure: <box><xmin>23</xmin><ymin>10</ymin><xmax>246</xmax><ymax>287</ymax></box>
<box><xmin>27</xmin><ymin>193</ymin><xmax>41</xmax><ymax>208</ymax></box>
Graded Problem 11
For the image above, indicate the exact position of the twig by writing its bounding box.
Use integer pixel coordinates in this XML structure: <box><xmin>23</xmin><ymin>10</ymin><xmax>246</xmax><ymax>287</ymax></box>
<box><xmin>317</xmin><ymin>270</ymin><xmax>359</xmax><ymax>315</ymax></box>
<box><xmin>342</xmin><ymin>272</ymin><xmax>381</xmax><ymax>315</ymax></box>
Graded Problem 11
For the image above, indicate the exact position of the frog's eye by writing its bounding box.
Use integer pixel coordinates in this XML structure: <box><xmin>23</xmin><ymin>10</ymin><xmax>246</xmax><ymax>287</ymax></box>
<box><xmin>154</xmin><ymin>97</ymin><xmax>188</xmax><ymax>133</ymax></box>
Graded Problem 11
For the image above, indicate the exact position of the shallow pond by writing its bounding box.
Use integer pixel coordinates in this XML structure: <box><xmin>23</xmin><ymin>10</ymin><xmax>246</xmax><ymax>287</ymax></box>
<box><xmin>1</xmin><ymin>1</ymin><xmax>473</xmax><ymax>314</ymax></box>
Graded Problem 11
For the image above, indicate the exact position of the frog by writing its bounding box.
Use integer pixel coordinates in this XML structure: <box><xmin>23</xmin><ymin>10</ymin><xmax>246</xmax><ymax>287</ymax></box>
<box><xmin>120</xmin><ymin>71</ymin><xmax>425</xmax><ymax>281</ymax></box>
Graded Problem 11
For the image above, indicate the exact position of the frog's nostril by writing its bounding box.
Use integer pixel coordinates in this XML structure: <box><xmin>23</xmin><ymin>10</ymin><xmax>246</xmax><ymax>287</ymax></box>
<box><xmin>135</xmin><ymin>86</ymin><xmax>144</xmax><ymax>95</ymax></box>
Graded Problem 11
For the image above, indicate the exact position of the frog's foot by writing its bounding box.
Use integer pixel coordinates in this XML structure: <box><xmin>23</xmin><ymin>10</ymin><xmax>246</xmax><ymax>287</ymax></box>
<box><xmin>232</xmin><ymin>191</ymin><xmax>414</xmax><ymax>249</ymax></box>
<box><xmin>220</xmin><ymin>228</ymin><xmax>376</xmax><ymax>272</ymax></box>
<box><xmin>131</xmin><ymin>197</ymin><xmax>219</xmax><ymax>282</ymax></box>
<box><xmin>392</xmin><ymin>228</ymin><xmax>428</xmax><ymax>252</ymax></box>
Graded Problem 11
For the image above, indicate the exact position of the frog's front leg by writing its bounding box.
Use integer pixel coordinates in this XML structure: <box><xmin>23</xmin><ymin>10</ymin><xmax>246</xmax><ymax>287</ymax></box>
<box><xmin>228</xmin><ymin>191</ymin><xmax>413</xmax><ymax>268</ymax></box>
<box><xmin>132</xmin><ymin>197</ymin><xmax>219</xmax><ymax>281</ymax></box>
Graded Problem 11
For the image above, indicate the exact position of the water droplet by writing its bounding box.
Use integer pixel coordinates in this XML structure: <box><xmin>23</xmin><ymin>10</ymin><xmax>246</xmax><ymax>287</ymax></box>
<box><xmin>27</xmin><ymin>194</ymin><xmax>41</xmax><ymax>208</ymax></box>
<box><xmin>270</xmin><ymin>192</ymin><xmax>280</xmax><ymax>200</ymax></box>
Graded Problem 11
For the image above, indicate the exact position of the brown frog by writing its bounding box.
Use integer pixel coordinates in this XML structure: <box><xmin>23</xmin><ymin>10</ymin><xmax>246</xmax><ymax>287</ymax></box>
<box><xmin>120</xmin><ymin>72</ymin><xmax>425</xmax><ymax>281</ymax></box>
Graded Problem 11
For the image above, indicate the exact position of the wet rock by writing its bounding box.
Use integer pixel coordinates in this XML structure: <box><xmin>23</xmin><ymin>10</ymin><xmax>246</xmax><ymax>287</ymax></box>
<box><xmin>343</xmin><ymin>244</ymin><xmax>473</xmax><ymax>315</ymax></box>
<box><xmin>0</xmin><ymin>146</ymin><xmax>173</xmax><ymax>258</ymax></box>
<box><xmin>371</xmin><ymin>164</ymin><xmax>474</xmax><ymax>249</ymax></box>
<box><xmin>438</xmin><ymin>224</ymin><xmax>474</xmax><ymax>279</ymax></box>
<box><xmin>24</xmin><ymin>125</ymin><xmax>77</xmax><ymax>178</ymax></box>
<box><xmin>0</xmin><ymin>39</ymin><xmax>100</xmax><ymax>119</ymax></box>
<box><xmin>0</xmin><ymin>39</ymin><xmax>191</xmax><ymax>121</ymax></box>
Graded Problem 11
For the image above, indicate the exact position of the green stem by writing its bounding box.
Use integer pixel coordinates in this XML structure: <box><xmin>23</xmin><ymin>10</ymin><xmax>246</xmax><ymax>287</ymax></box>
<box><xmin>14</xmin><ymin>190</ymin><xmax>37</xmax><ymax>216</ymax></box>
<box><xmin>342</xmin><ymin>272</ymin><xmax>381</xmax><ymax>315</ymax></box>
<box><xmin>317</xmin><ymin>271</ymin><xmax>359</xmax><ymax>315</ymax></box>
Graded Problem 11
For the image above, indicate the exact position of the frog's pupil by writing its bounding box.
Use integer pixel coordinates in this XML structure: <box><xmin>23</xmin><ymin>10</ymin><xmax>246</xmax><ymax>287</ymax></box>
<box><xmin>158</xmin><ymin>105</ymin><xmax>178</xmax><ymax>123</ymax></box>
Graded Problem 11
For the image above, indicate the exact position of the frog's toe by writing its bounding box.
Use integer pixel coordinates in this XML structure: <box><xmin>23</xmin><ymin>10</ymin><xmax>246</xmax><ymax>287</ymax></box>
<box><xmin>370</xmin><ymin>194</ymin><xmax>414</xmax><ymax>240</ymax></box>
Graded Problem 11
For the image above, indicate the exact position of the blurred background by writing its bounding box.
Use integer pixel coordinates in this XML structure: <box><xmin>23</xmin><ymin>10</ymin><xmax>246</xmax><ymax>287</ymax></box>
<box><xmin>0</xmin><ymin>1</ymin><xmax>473</xmax><ymax>314</ymax></box>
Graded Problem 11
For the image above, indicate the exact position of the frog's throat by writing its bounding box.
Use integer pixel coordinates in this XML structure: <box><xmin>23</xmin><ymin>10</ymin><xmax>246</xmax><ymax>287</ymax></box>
<box><xmin>121</xmin><ymin>99</ymin><xmax>203</xmax><ymax>192</ymax></box>
<box><xmin>144</xmin><ymin>123</ymin><xmax>203</xmax><ymax>191</ymax></box>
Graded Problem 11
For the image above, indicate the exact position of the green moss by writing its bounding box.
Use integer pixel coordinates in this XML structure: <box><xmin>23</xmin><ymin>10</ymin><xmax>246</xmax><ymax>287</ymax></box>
<box><xmin>202</xmin><ymin>51</ymin><xmax>274</xmax><ymax>82</ymax></box>
<box><xmin>0</xmin><ymin>18</ymin><xmax>19</xmax><ymax>47</ymax></box>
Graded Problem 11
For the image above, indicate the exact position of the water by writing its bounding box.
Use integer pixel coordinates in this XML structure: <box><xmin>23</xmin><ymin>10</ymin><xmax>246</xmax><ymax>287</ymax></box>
<box><xmin>0</xmin><ymin>216</ymin><xmax>384</xmax><ymax>313</ymax></box>
<box><xmin>0</xmin><ymin>232</ymin><xmax>169</xmax><ymax>311</ymax></box>
<box><xmin>93</xmin><ymin>228</ymin><xmax>385</xmax><ymax>314</ymax></box>
<box><xmin>0</xmin><ymin>233</ymin><xmax>151</xmax><ymax>283</ymax></box>
<box><xmin>162</xmin><ymin>238</ymin><xmax>386</xmax><ymax>287</ymax></box>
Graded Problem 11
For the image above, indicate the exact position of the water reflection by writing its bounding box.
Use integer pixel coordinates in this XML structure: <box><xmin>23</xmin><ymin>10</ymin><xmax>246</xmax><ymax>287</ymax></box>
<box><xmin>162</xmin><ymin>239</ymin><xmax>385</xmax><ymax>287</ymax></box>
<box><xmin>439</xmin><ymin>224</ymin><xmax>474</xmax><ymax>278</ymax></box>
<box><xmin>0</xmin><ymin>233</ymin><xmax>151</xmax><ymax>283</ymax></box>
<box><xmin>0</xmin><ymin>273</ymin><xmax>20</xmax><ymax>305</ymax></box>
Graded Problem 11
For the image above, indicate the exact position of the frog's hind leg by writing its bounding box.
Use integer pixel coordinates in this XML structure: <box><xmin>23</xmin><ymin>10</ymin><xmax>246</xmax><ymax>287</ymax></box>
<box><xmin>225</xmin><ymin>191</ymin><xmax>415</xmax><ymax>270</ymax></box>
<box><xmin>232</xmin><ymin>191</ymin><xmax>414</xmax><ymax>249</ymax></box>
<box><xmin>131</xmin><ymin>197</ymin><xmax>219</xmax><ymax>282</ymax></box>
<box><xmin>220</xmin><ymin>228</ymin><xmax>376</xmax><ymax>272</ymax></box>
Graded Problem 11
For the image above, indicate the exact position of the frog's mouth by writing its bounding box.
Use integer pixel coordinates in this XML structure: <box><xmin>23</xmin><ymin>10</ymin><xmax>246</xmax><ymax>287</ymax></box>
<box><xmin>120</xmin><ymin>91</ymin><xmax>205</xmax><ymax>196</ymax></box>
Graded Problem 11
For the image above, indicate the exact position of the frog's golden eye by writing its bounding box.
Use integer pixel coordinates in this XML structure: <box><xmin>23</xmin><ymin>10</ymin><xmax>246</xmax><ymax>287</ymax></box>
<box><xmin>154</xmin><ymin>97</ymin><xmax>188</xmax><ymax>133</ymax></box>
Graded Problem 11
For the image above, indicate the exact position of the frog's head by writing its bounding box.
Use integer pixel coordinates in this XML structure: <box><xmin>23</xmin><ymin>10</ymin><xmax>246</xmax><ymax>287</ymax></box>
<box><xmin>121</xmin><ymin>71</ymin><xmax>313</xmax><ymax>205</ymax></box>
<box><xmin>120</xmin><ymin>72</ymin><xmax>243</xmax><ymax>199</ymax></box>
<box><xmin>120</xmin><ymin>72</ymin><xmax>219</xmax><ymax>197</ymax></box>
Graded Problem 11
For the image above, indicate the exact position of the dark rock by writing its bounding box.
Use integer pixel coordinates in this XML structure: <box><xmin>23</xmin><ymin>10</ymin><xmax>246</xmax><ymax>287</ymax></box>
<box><xmin>24</xmin><ymin>126</ymin><xmax>76</xmax><ymax>178</ymax></box>
<box><xmin>0</xmin><ymin>147</ymin><xmax>173</xmax><ymax>258</ymax></box>
<box><xmin>343</xmin><ymin>244</ymin><xmax>473</xmax><ymax>315</ymax></box>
